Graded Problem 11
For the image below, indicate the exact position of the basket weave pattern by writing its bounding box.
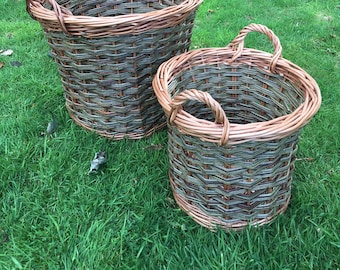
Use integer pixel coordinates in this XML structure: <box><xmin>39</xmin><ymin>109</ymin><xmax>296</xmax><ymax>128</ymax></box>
<box><xmin>169</xmin><ymin>126</ymin><xmax>300</xmax><ymax>230</ymax></box>
<box><xmin>27</xmin><ymin>0</ymin><xmax>202</xmax><ymax>139</ymax></box>
<box><xmin>153</xmin><ymin>24</ymin><xmax>321</xmax><ymax>230</ymax></box>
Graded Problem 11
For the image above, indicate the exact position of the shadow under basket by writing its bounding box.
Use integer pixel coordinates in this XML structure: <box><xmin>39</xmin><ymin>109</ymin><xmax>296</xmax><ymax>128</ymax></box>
<box><xmin>152</xmin><ymin>24</ymin><xmax>321</xmax><ymax>230</ymax></box>
<box><xmin>26</xmin><ymin>0</ymin><xmax>202</xmax><ymax>139</ymax></box>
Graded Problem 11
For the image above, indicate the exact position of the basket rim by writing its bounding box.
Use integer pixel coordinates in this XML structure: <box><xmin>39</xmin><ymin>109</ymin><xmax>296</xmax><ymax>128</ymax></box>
<box><xmin>152</xmin><ymin>46</ymin><xmax>322</xmax><ymax>145</ymax></box>
<box><xmin>26</xmin><ymin>0</ymin><xmax>203</xmax><ymax>36</ymax></box>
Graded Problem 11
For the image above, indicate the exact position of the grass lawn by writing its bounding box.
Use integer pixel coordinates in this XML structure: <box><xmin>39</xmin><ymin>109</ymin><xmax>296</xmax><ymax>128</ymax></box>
<box><xmin>0</xmin><ymin>0</ymin><xmax>339</xmax><ymax>269</ymax></box>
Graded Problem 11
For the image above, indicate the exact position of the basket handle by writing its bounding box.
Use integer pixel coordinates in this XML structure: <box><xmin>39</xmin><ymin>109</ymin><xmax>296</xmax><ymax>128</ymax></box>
<box><xmin>169</xmin><ymin>89</ymin><xmax>230</xmax><ymax>145</ymax></box>
<box><xmin>227</xmin><ymin>23</ymin><xmax>282</xmax><ymax>72</ymax></box>
<box><xmin>26</xmin><ymin>0</ymin><xmax>73</xmax><ymax>35</ymax></box>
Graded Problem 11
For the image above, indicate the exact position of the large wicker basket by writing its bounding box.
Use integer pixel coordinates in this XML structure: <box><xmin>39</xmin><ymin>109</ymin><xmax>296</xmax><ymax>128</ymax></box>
<box><xmin>152</xmin><ymin>24</ymin><xmax>321</xmax><ymax>230</ymax></box>
<box><xmin>26</xmin><ymin>0</ymin><xmax>202</xmax><ymax>139</ymax></box>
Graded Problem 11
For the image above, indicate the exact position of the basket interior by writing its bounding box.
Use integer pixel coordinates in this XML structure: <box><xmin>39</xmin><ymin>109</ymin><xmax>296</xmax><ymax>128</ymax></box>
<box><xmin>56</xmin><ymin>0</ymin><xmax>183</xmax><ymax>16</ymax></box>
<box><xmin>170</xmin><ymin>64</ymin><xmax>305</xmax><ymax>124</ymax></box>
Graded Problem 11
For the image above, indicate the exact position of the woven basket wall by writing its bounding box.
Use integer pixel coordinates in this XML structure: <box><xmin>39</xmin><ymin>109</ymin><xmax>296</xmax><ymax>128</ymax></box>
<box><xmin>26</xmin><ymin>0</ymin><xmax>202</xmax><ymax>139</ymax></box>
<box><xmin>153</xmin><ymin>24</ymin><xmax>321</xmax><ymax>230</ymax></box>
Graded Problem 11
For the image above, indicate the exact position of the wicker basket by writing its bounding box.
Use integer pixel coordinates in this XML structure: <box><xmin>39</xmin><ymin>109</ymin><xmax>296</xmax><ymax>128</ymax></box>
<box><xmin>152</xmin><ymin>24</ymin><xmax>321</xmax><ymax>230</ymax></box>
<box><xmin>26</xmin><ymin>0</ymin><xmax>202</xmax><ymax>139</ymax></box>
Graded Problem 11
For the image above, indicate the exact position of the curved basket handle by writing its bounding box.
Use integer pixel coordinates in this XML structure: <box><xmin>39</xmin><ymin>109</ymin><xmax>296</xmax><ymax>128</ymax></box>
<box><xmin>26</xmin><ymin>0</ymin><xmax>72</xmax><ymax>35</ymax></box>
<box><xmin>169</xmin><ymin>89</ymin><xmax>230</xmax><ymax>145</ymax></box>
<box><xmin>227</xmin><ymin>23</ymin><xmax>282</xmax><ymax>72</ymax></box>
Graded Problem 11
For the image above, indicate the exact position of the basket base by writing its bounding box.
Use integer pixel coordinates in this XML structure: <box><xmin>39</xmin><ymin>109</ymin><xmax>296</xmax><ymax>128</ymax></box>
<box><xmin>66</xmin><ymin>104</ymin><xmax>166</xmax><ymax>140</ymax></box>
<box><xmin>169</xmin><ymin>174</ymin><xmax>290</xmax><ymax>231</ymax></box>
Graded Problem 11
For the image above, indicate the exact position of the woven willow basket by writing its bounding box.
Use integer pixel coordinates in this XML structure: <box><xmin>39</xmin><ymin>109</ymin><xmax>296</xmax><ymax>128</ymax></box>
<box><xmin>153</xmin><ymin>24</ymin><xmax>321</xmax><ymax>230</ymax></box>
<box><xmin>26</xmin><ymin>0</ymin><xmax>202</xmax><ymax>139</ymax></box>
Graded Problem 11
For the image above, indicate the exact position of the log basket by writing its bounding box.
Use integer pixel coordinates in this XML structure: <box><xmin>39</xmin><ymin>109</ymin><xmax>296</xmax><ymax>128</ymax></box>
<box><xmin>152</xmin><ymin>24</ymin><xmax>321</xmax><ymax>230</ymax></box>
<box><xmin>26</xmin><ymin>0</ymin><xmax>202</xmax><ymax>139</ymax></box>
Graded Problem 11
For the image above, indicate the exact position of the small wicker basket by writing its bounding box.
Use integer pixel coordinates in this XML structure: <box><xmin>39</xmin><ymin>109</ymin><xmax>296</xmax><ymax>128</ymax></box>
<box><xmin>152</xmin><ymin>24</ymin><xmax>321</xmax><ymax>230</ymax></box>
<box><xmin>26</xmin><ymin>0</ymin><xmax>202</xmax><ymax>139</ymax></box>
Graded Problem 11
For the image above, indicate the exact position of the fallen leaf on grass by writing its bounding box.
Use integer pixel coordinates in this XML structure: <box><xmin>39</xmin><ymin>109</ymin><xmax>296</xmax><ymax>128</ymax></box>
<box><xmin>327</xmin><ymin>169</ymin><xmax>335</xmax><ymax>175</ymax></box>
<box><xmin>167</xmin><ymin>197</ymin><xmax>176</xmax><ymax>207</ymax></box>
<box><xmin>145</xmin><ymin>143</ymin><xmax>163</xmax><ymax>151</ymax></box>
<box><xmin>296</xmin><ymin>157</ymin><xmax>314</xmax><ymax>162</ymax></box>
<box><xmin>10</xmin><ymin>61</ymin><xmax>22</xmax><ymax>67</ymax></box>
<box><xmin>89</xmin><ymin>151</ymin><xmax>107</xmax><ymax>174</ymax></box>
<box><xmin>181</xmin><ymin>224</ymin><xmax>187</xmax><ymax>232</ymax></box>
<box><xmin>0</xmin><ymin>49</ymin><xmax>13</xmax><ymax>56</ymax></box>
<box><xmin>1</xmin><ymin>228</ymin><xmax>9</xmax><ymax>243</ymax></box>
